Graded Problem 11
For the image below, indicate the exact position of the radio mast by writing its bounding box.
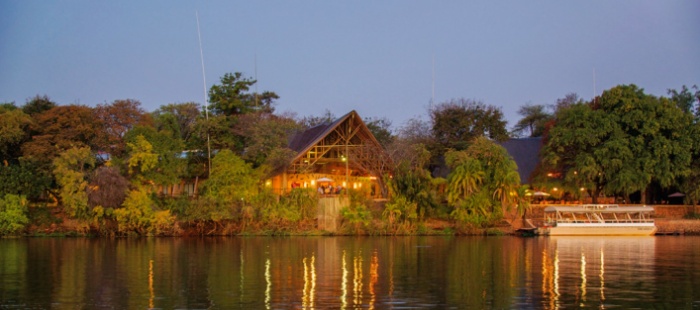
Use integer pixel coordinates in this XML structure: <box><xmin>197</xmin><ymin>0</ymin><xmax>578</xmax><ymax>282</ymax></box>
<box><xmin>196</xmin><ymin>11</ymin><xmax>212</xmax><ymax>176</ymax></box>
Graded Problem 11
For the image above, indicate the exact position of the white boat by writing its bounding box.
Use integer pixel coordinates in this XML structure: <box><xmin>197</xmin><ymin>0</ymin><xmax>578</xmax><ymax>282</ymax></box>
<box><xmin>537</xmin><ymin>204</ymin><xmax>657</xmax><ymax>236</ymax></box>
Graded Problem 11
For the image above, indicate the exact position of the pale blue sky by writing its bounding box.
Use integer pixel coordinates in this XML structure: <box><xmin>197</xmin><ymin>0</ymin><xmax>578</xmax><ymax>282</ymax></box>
<box><xmin>1</xmin><ymin>1</ymin><xmax>698</xmax><ymax>129</ymax></box>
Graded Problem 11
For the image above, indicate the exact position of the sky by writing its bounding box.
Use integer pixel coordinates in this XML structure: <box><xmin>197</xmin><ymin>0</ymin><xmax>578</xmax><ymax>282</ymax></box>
<box><xmin>1</xmin><ymin>1</ymin><xmax>699</xmax><ymax>130</ymax></box>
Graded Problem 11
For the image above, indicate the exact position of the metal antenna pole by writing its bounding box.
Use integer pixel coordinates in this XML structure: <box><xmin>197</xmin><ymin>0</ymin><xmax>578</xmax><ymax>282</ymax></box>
<box><xmin>196</xmin><ymin>11</ymin><xmax>212</xmax><ymax>176</ymax></box>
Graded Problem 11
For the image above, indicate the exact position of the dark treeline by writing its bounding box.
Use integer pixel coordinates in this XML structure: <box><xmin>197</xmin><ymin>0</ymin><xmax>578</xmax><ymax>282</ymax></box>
<box><xmin>1</xmin><ymin>72</ymin><xmax>698</xmax><ymax>236</ymax></box>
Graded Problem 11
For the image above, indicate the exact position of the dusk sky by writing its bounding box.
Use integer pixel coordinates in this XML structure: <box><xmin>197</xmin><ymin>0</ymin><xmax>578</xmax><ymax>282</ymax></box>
<box><xmin>1</xmin><ymin>1</ymin><xmax>698</xmax><ymax>130</ymax></box>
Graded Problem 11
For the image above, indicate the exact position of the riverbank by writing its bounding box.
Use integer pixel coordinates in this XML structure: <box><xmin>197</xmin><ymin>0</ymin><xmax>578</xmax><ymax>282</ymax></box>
<box><xmin>16</xmin><ymin>204</ymin><xmax>700</xmax><ymax>237</ymax></box>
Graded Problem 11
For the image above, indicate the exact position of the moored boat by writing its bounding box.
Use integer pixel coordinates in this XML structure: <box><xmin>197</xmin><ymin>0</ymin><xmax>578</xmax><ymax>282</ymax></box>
<box><xmin>537</xmin><ymin>204</ymin><xmax>657</xmax><ymax>236</ymax></box>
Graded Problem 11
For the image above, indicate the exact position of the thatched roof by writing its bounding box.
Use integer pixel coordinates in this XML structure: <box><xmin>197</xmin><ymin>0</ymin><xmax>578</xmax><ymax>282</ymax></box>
<box><xmin>500</xmin><ymin>137</ymin><xmax>543</xmax><ymax>184</ymax></box>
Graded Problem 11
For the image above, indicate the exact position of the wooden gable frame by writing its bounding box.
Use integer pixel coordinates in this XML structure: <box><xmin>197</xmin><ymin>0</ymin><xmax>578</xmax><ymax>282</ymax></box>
<box><xmin>286</xmin><ymin>110</ymin><xmax>393</xmax><ymax>181</ymax></box>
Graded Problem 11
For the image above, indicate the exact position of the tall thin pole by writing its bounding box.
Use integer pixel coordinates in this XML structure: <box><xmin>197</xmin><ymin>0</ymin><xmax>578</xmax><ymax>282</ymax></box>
<box><xmin>196</xmin><ymin>11</ymin><xmax>212</xmax><ymax>176</ymax></box>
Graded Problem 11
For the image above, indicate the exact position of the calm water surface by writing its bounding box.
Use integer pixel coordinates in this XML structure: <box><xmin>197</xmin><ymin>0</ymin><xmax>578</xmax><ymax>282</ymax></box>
<box><xmin>1</xmin><ymin>236</ymin><xmax>699</xmax><ymax>309</ymax></box>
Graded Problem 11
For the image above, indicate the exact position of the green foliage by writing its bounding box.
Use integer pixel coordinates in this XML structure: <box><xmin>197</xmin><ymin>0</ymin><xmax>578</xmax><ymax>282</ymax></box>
<box><xmin>543</xmin><ymin>84</ymin><xmax>694</xmax><ymax>203</ymax></box>
<box><xmin>113</xmin><ymin>188</ymin><xmax>155</xmax><ymax>235</ymax></box>
<box><xmin>208</xmin><ymin>72</ymin><xmax>277</xmax><ymax>116</ymax></box>
<box><xmin>430</xmin><ymin>98</ymin><xmax>509</xmax><ymax>156</ymax></box>
<box><xmin>0</xmin><ymin>159</ymin><xmax>52</xmax><ymax>201</ymax></box>
<box><xmin>387</xmin><ymin>161</ymin><xmax>439</xmax><ymax>217</ymax></box>
<box><xmin>383</xmin><ymin>195</ymin><xmax>418</xmax><ymax>234</ymax></box>
<box><xmin>152</xmin><ymin>210</ymin><xmax>180</xmax><ymax>236</ymax></box>
<box><xmin>365</xmin><ymin>116</ymin><xmax>394</xmax><ymax>148</ymax></box>
<box><xmin>0</xmin><ymin>106</ymin><xmax>32</xmax><ymax>160</ymax></box>
<box><xmin>282</xmin><ymin>188</ymin><xmax>319</xmax><ymax>220</ymax></box>
<box><xmin>21</xmin><ymin>94</ymin><xmax>56</xmax><ymax>116</ymax></box>
<box><xmin>512</xmin><ymin>104</ymin><xmax>552</xmax><ymax>138</ymax></box>
<box><xmin>53</xmin><ymin>147</ymin><xmax>95</xmax><ymax>220</ymax></box>
<box><xmin>340</xmin><ymin>190</ymin><xmax>373</xmax><ymax>234</ymax></box>
<box><xmin>153</xmin><ymin>102</ymin><xmax>202</xmax><ymax>150</ymax></box>
<box><xmin>0</xmin><ymin>194</ymin><xmax>29</xmax><ymax>235</ymax></box>
<box><xmin>235</xmin><ymin>112</ymin><xmax>301</xmax><ymax>167</ymax></box>
<box><xmin>204</xmin><ymin>149</ymin><xmax>259</xmax><ymax>204</ymax></box>
<box><xmin>126</xmin><ymin>134</ymin><xmax>159</xmax><ymax>176</ymax></box>
<box><xmin>445</xmin><ymin>138</ymin><xmax>520</xmax><ymax>226</ymax></box>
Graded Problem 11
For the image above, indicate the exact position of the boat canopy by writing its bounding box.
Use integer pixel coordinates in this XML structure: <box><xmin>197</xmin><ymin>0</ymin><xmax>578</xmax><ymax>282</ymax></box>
<box><xmin>544</xmin><ymin>205</ymin><xmax>654</xmax><ymax>213</ymax></box>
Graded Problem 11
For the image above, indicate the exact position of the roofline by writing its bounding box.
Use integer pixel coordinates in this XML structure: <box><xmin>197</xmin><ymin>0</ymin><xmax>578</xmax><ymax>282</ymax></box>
<box><xmin>289</xmin><ymin>110</ymin><xmax>385</xmax><ymax>163</ymax></box>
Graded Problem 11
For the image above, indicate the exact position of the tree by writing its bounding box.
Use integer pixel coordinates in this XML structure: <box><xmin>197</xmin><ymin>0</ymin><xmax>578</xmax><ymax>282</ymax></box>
<box><xmin>208</xmin><ymin>72</ymin><xmax>277</xmax><ymax>116</ymax></box>
<box><xmin>364</xmin><ymin>116</ymin><xmax>394</xmax><ymax>148</ymax></box>
<box><xmin>233</xmin><ymin>112</ymin><xmax>301</xmax><ymax>168</ymax></box>
<box><xmin>667</xmin><ymin>85</ymin><xmax>700</xmax><ymax>116</ymax></box>
<box><xmin>465</xmin><ymin>136</ymin><xmax>520</xmax><ymax>210</ymax></box>
<box><xmin>203</xmin><ymin>149</ymin><xmax>259</xmax><ymax>205</ymax></box>
<box><xmin>0</xmin><ymin>104</ymin><xmax>32</xmax><ymax>161</ymax></box>
<box><xmin>53</xmin><ymin>147</ymin><xmax>95</xmax><ymax>220</ymax></box>
<box><xmin>22</xmin><ymin>104</ymin><xmax>100</xmax><ymax>162</ymax></box>
<box><xmin>511</xmin><ymin>104</ymin><xmax>552</xmax><ymax>137</ymax></box>
<box><xmin>543</xmin><ymin>85</ymin><xmax>693</xmax><ymax>203</ymax></box>
<box><xmin>429</xmin><ymin>99</ymin><xmax>508</xmax><ymax>156</ymax></box>
<box><xmin>298</xmin><ymin>110</ymin><xmax>336</xmax><ymax>128</ymax></box>
<box><xmin>124</xmin><ymin>126</ymin><xmax>186</xmax><ymax>187</ymax></box>
<box><xmin>94</xmin><ymin>99</ymin><xmax>152</xmax><ymax>157</ymax></box>
<box><xmin>153</xmin><ymin>102</ymin><xmax>202</xmax><ymax>149</ymax></box>
<box><xmin>551</xmin><ymin>93</ymin><xmax>581</xmax><ymax>115</ymax></box>
<box><xmin>0</xmin><ymin>159</ymin><xmax>52</xmax><ymax>201</ymax></box>
<box><xmin>87</xmin><ymin>166</ymin><xmax>129</xmax><ymax>210</ymax></box>
<box><xmin>0</xmin><ymin>194</ymin><xmax>29</xmax><ymax>235</ymax></box>
<box><xmin>21</xmin><ymin>94</ymin><xmax>56</xmax><ymax>116</ymax></box>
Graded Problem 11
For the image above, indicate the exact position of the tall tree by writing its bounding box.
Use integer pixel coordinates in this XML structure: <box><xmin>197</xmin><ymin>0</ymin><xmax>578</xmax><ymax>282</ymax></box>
<box><xmin>0</xmin><ymin>104</ymin><xmax>32</xmax><ymax>162</ymax></box>
<box><xmin>94</xmin><ymin>99</ymin><xmax>152</xmax><ymax>158</ymax></box>
<box><xmin>53</xmin><ymin>147</ymin><xmax>95</xmax><ymax>220</ymax></box>
<box><xmin>22</xmin><ymin>104</ymin><xmax>100</xmax><ymax>163</ymax></box>
<box><xmin>21</xmin><ymin>95</ymin><xmax>56</xmax><ymax>116</ymax></box>
<box><xmin>152</xmin><ymin>102</ymin><xmax>202</xmax><ymax>148</ymax></box>
<box><xmin>364</xmin><ymin>116</ymin><xmax>394</xmax><ymax>148</ymax></box>
<box><xmin>124</xmin><ymin>126</ymin><xmax>186</xmax><ymax>187</ymax></box>
<box><xmin>233</xmin><ymin>112</ymin><xmax>300</xmax><ymax>169</ymax></box>
<box><xmin>667</xmin><ymin>85</ymin><xmax>700</xmax><ymax>118</ymax></box>
<box><xmin>208</xmin><ymin>72</ymin><xmax>277</xmax><ymax>116</ymax></box>
<box><xmin>511</xmin><ymin>104</ymin><xmax>552</xmax><ymax>137</ymax></box>
<box><xmin>430</xmin><ymin>99</ymin><xmax>508</xmax><ymax>156</ymax></box>
<box><xmin>543</xmin><ymin>85</ymin><xmax>693</xmax><ymax>203</ymax></box>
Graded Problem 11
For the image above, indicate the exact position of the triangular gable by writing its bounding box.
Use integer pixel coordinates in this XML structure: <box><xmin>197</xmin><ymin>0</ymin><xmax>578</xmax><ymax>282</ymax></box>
<box><xmin>285</xmin><ymin>110</ymin><xmax>392</xmax><ymax>178</ymax></box>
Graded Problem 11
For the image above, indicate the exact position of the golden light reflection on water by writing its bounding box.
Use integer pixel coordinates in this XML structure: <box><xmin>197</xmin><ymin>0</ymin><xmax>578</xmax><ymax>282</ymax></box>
<box><xmin>148</xmin><ymin>259</ymin><xmax>154</xmax><ymax>309</ymax></box>
<box><xmin>265</xmin><ymin>259</ymin><xmax>271</xmax><ymax>310</ymax></box>
<box><xmin>540</xmin><ymin>237</ymin><xmax>656</xmax><ymax>309</ymax></box>
<box><xmin>369</xmin><ymin>250</ymin><xmax>379</xmax><ymax>310</ymax></box>
<box><xmin>580</xmin><ymin>251</ymin><xmax>586</xmax><ymax>305</ymax></box>
<box><xmin>353</xmin><ymin>254</ymin><xmax>363</xmax><ymax>306</ymax></box>
<box><xmin>302</xmin><ymin>255</ymin><xmax>316</xmax><ymax>309</ymax></box>
<box><xmin>599</xmin><ymin>248</ymin><xmax>605</xmax><ymax>304</ymax></box>
<box><xmin>341</xmin><ymin>251</ymin><xmax>348</xmax><ymax>310</ymax></box>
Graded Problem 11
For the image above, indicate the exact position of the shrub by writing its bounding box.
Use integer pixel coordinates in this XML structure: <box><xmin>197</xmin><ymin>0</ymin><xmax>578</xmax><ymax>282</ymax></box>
<box><xmin>0</xmin><ymin>194</ymin><xmax>29</xmax><ymax>235</ymax></box>
<box><xmin>113</xmin><ymin>188</ymin><xmax>155</xmax><ymax>235</ymax></box>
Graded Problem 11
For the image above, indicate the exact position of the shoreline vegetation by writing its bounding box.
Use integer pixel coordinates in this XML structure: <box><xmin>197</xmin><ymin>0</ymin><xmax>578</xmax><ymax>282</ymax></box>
<box><xmin>15</xmin><ymin>202</ymin><xmax>700</xmax><ymax>238</ymax></box>
<box><xmin>2</xmin><ymin>75</ymin><xmax>700</xmax><ymax>238</ymax></box>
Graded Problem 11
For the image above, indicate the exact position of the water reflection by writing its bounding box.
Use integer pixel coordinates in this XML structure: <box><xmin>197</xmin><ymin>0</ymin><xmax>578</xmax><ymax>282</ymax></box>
<box><xmin>1</xmin><ymin>236</ymin><xmax>699</xmax><ymax>308</ymax></box>
<box><xmin>540</xmin><ymin>237</ymin><xmax>657</xmax><ymax>309</ymax></box>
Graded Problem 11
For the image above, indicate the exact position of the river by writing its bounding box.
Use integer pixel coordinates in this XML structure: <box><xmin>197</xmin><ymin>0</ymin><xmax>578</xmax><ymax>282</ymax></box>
<box><xmin>1</xmin><ymin>236</ymin><xmax>699</xmax><ymax>309</ymax></box>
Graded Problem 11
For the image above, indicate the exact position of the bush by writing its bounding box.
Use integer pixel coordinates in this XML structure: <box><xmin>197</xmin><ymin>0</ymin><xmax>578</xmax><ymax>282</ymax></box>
<box><xmin>340</xmin><ymin>190</ymin><xmax>373</xmax><ymax>234</ymax></box>
<box><xmin>113</xmin><ymin>188</ymin><xmax>155</xmax><ymax>235</ymax></box>
<box><xmin>0</xmin><ymin>194</ymin><xmax>29</xmax><ymax>235</ymax></box>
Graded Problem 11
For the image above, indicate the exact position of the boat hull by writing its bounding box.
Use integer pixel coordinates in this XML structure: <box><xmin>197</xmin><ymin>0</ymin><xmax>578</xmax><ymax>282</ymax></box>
<box><xmin>538</xmin><ymin>223</ymin><xmax>657</xmax><ymax>236</ymax></box>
